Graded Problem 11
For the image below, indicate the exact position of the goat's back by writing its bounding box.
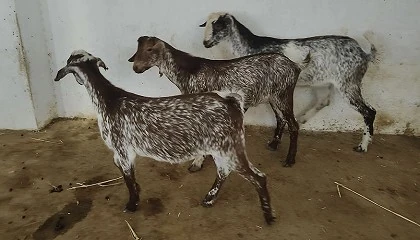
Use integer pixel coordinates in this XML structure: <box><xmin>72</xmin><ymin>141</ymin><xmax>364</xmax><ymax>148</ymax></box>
<box><xmin>105</xmin><ymin>92</ymin><xmax>244</xmax><ymax>163</ymax></box>
<box><xmin>180</xmin><ymin>53</ymin><xmax>301</xmax><ymax>107</ymax></box>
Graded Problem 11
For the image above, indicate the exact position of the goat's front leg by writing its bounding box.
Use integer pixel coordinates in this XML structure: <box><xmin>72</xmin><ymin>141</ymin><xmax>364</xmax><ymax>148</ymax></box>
<box><xmin>114</xmin><ymin>152</ymin><xmax>140</xmax><ymax>212</ymax></box>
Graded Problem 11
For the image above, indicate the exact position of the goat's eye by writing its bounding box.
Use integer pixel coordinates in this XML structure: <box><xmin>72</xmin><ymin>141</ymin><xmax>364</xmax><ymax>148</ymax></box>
<box><xmin>147</xmin><ymin>48</ymin><xmax>153</xmax><ymax>52</ymax></box>
<box><xmin>213</xmin><ymin>23</ymin><xmax>223</xmax><ymax>31</ymax></box>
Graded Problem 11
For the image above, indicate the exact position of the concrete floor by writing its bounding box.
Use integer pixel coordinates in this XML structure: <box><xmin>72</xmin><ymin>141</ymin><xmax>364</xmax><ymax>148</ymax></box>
<box><xmin>0</xmin><ymin>119</ymin><xmax>419</xmax><ymax>240</ymax></box>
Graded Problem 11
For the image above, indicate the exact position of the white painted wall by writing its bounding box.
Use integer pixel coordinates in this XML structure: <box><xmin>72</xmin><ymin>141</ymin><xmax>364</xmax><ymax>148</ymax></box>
<box><xmin>0</xmin><ymin>0</ymin><xmax>38</xmax><ymax>130</ymax></box>
<box><xmin>1</xmin><ymin>0</ymin><xmax>419</xmax><ymax>135</ymax></box>
<box><xmin>15</xmin><ymin>0</ymin><xmax>56</xmax><ymax>127</ymax></box>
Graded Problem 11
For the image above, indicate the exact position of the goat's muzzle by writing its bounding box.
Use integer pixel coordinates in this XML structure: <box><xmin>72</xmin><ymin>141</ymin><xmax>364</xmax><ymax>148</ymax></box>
<box><xmin>132</xmin><ymin>65</ymin><xmax>147</xmax><ymax>74</ymax></box>
<box><xmin>203</xmin><ymin>40</ymin><xmax>215</xmax><ymax>48</ymax></box>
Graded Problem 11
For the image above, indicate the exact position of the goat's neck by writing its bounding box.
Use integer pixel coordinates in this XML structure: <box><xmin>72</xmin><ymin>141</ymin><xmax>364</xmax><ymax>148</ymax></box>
<box><xmin>158</xmin><ymin>49</ymin><xmax>195</xmax><ymax>94</ymax></box>
<box><xmin>227</xmin><ymin>20</ymin><xmax>286</xmax><ymax>57</ymax></box>
<box><xmin>228</xmin><ymin>28</ymin><xmax>252</xmax><ymax>57</ymax></box>
<box><xmin>73</xmin><ymin>68</ymin><xmax>110</xmax><ymax>115</ymax></box>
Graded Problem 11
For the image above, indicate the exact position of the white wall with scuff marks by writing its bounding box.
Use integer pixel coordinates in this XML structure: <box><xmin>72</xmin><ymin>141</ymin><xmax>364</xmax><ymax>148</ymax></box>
<box><xmin>15</xmin><ymin>0</ymin><xmax>56</xmax><ymax>127</ymax></box>
<box><xmin>0</xmin><ymin>0</ymin><xmax>38</xmax><ymax>130</ymax></box>
<box><xmin>1</xmin><ymin>0</ymin><xmax>419</xmax><ymax>135</ymax></box>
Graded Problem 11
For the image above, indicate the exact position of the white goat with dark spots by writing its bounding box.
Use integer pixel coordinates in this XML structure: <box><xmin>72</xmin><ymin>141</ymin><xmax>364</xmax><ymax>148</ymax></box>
<box><xmin>54</xmin><ymin>50</ymin><xmax>275</xmax><ymax>224</ymax></box>
<box><xmin>128</xmin><ymin>36</ymin><xmax>308</xmax><ymax>170</ymax></box>
<box><xmin>200</xmin><ymin>12</ymin><xmax>378</xmax><ymax>153</ymax></box>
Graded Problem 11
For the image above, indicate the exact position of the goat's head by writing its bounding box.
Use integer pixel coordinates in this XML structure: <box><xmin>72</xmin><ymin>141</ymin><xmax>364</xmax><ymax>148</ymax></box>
<box><xmin>128</xmin><ymin>36</ymin><xmax>165</xmax><ymax>74</ymax></box>
<box><xmin>200</xmin><ymin>12</ymin><xmax>233</xmax><ymax>48</ymax></box>
<box><xmin>54</xmin><ymin>50</ymin><xmax>108</xmax><ymax>85</ymax></box>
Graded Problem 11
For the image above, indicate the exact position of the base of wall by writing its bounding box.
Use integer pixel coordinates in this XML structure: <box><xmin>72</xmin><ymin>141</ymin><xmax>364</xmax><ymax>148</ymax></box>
<box><xmin>26</xmin><ymin>117</ymin><xmax>418</xmax><ymax>137</ymax></box>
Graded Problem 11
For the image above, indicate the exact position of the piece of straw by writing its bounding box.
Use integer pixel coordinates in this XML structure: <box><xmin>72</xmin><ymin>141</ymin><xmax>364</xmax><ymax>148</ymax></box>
<box><xmin>334</xmin><ymin>181</ymin><xmax>420</xmax><ymax>228</ymax></box>
<box><xmin>125</xmin><ymin>220</ymin><xmax>141</xmax><ymax>240</ymax></box>
<box><xmin>68</xmin><ymin>176</ymin><xmax>123</xmax><ymax>190</ymax></box>
<box><xmin>31</xmin><ymin>137</ymin><xmax>63</xmax><ymax>144</ymax></box>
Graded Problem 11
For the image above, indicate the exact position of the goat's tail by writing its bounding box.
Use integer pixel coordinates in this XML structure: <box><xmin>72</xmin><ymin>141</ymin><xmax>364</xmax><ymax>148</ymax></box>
<box><xmin>215</xmin><ymin>90</ymin><xmax>246</xmax><ymax>113</ymax></box>
<box><xmin>363</xmin><ymin>31</ymin><xmax>381</xmax><ymax>63</ymax></box>
<box><xmin>296</xmin><ymin>51</ymin><xmax>311</xmax><ymax>70</ymax></box>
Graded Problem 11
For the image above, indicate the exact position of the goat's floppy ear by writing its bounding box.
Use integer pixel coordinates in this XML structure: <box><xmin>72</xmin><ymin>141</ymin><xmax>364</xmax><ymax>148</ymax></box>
<box><xmin>54</xmin><ymin>67</ymin><xmax>72</xmax><ymax>82</ymax></box>
<box><xmin>128</xmin><ymin>53</ymin><xmax>135</xmax><ymax>62</ymax></box>
<box><xmin>152</xmin><ymin>41</ymin><xmax>165</xmax><ymax>52</ymax></box>
<box><xmin>97</xmin><ymin>58</ymin><xmax>108</xmax><ymax>70</ymax></box>
<box><xmin>199</xmin><ymin>21</ymin><xmax>207</xmax><ymax>27</ymax></box>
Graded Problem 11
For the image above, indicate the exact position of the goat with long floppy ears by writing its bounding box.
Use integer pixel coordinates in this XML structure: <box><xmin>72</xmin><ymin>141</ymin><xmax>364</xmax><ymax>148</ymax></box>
<box><xmin>54</xmin><ymin>50</ymin><xmax>275</xmax><ymax>224</ymax></box>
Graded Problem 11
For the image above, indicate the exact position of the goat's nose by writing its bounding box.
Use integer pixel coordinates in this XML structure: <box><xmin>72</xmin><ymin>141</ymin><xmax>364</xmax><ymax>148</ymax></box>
<box><xmin>132</xmin><ymin>64</ymin><xmax>144</xmax><ymax>74</ymax></box>
<box><xmin>203</xmin><ymin>40</ymin><xmax>211</xmax><ymax>48</ymax></box>
<box><xmin>133</xmin><ymin>65</ymin><xmax>139</xmax><ymax>73</ymax></box>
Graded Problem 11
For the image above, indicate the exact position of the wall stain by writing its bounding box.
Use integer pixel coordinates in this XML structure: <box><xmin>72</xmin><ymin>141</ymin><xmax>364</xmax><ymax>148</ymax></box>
<box><xmin>375</xmin><ymin>113</ymin><xmax>395</xmax><ymax>129</ymax></box>
<box><xmin>403</xmin><ymin>122</ymin><xmax>415</xmax><ymax>136</ymax></box>
<box><xmin>14</xmin><ymin>12</ymin><xmax>30</xmax><ymax>77</ymax></box>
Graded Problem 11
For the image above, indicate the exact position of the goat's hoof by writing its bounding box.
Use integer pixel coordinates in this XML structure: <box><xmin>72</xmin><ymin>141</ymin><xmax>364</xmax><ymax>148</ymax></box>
<box><xmin>353</xmin><ymin>145</ymin><xmax>367</xmax><ymax>153</ymax></box>
<box><xmin>188</xmin><ymin>164</ymin><xmax>203</xmax><ymax>173</ymax></box>
<box><xmin>282</xmin><ymin>161</ymin><xmax>295</xmax><ymax>168</ymax></box>
<box><xmin>266</xmin><ymin>141</ymin><xmax>279</xmax><ymax>151</ymax></box>
<box><xmin>123</xmin><ymin>202</ymin><xmax>138</xmax><ymax>213</ymax></box>
<box><xmin>264</xmin><ymin>214</ymin><xmax>276</xmax><ymax>225</ymax></box>
<box><xmin>201</xmin><ymin>199</ymin><xmax>215</xmax><ymax>208</ymax></box>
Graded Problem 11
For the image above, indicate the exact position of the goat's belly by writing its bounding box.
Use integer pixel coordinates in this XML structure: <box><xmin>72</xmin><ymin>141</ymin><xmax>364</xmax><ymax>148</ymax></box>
<box><xmin>134</xmin><ymin>148</ymin><xmax>199</xmax><ymax>164</ymax></box>
<box><xmin>297</xmin><ymin>64</ymin><xmax>336</xmax><ymax>86</ymax></box>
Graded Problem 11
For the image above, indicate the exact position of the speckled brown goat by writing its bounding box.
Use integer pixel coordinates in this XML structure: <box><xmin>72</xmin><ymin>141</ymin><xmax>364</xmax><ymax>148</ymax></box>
<box><xmin>128</xmin><ymin>36</ymin><xmax>309</xmax><ymax>170</ymax></box>
<box><xmin>54</xmin><ymin>50</ymin><xmax>275</xmax><ymax>224</ymax></box>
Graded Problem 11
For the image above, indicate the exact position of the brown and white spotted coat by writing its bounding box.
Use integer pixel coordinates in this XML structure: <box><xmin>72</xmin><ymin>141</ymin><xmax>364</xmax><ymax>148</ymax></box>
<box><xmin>128</xmin><ymin>36</ymin><xmax>308</xmax><ymax>169</ymax></box>
<box><xmin>54</xmin><ymin>50</ymin><xmax>275</xmax><ymax>224</ymax></box>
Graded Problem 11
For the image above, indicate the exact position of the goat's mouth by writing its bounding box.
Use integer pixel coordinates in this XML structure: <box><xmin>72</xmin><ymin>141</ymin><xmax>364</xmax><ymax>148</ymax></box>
<box><xmin>132</xmin><ymin>65</ymin><xmax>150</xmax><ymax>74</ymax></box>
<box><xmin>203</xmin><ymin>40</ymin><xmax>216</xmax><ymax>48</ymax></box>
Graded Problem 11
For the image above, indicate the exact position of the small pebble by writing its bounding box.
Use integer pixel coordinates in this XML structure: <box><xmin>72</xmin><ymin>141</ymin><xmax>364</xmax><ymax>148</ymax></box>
<box><xmin>22</xmin><ymin>215</ymin><xmax>26</xmax><ymax>219</ymax></box>
<box><xmin>9</xmin><ymin>188</ymin><xmax>13</xmax><ymax>192</ymax></box>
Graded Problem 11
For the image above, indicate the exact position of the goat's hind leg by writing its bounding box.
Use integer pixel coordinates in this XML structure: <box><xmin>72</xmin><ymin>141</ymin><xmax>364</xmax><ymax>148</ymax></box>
<box><xmin>202</xmin><ymin>155</ymin><xmax>231</xmax><ymax>207</ymax></box>
<box><xmin>236</xmin><ymin>153</ymin><xmax>275</xmax><ymax>224</ymax></box>
<box><xmin>297</xmin><ymin>85</ymin><xmax>332</xmax><ymax>124</ymax></box>
<box><xmin>114</xmin><ymin>151</ymin><xmax>140</xmax><ymax>212</ymax></box>
<box><xmin>188</xmin><ymin>107</ymin><xmax>251</xmax><ymax>173</ymax></box>
<box><xmin>267</xmin><ymin>102</ymin><xmax>286</xmax><ymax>151</ymax></box>
<box><xmin>341</xmin><ymin>86</ymin><xmax>376</xmax><ymax>152</ymax></box>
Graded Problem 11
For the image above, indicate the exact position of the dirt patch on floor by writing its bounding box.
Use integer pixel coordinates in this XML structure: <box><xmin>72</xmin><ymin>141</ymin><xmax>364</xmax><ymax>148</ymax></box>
<box><xmin>0</xmin><ymin>119</ymin><xmax>419</xmax><ymax>239</ymax></box>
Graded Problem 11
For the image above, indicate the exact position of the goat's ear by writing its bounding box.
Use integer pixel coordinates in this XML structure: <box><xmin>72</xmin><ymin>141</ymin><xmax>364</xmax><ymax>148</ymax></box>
<box><xmin>224</xmin><ymin>15</ymin><xmax>233</xmax><ymax>24</ymax></box>
<box><xmin>199</xmin><ymin>21</ymin><xmax>207</xmax><ymax>27</ymax></box>
<box><xmin>54</xmin><ymin>67</ymin><xmax>72</xmax><ymax>82</ymax></box>
<box><xmin>152</xmin><ymin>41</ymin><xmax>165</xmax><ymax>52</ymax></box>
<box><xmin>128</xmin><ymin>53</ymin><xmax>136</xmax><ymax>62</ymax></box>
<box><xmin>97</xmin><ymin>58</ymin><xmax>108</xmax><ymax>70</ymax></box>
